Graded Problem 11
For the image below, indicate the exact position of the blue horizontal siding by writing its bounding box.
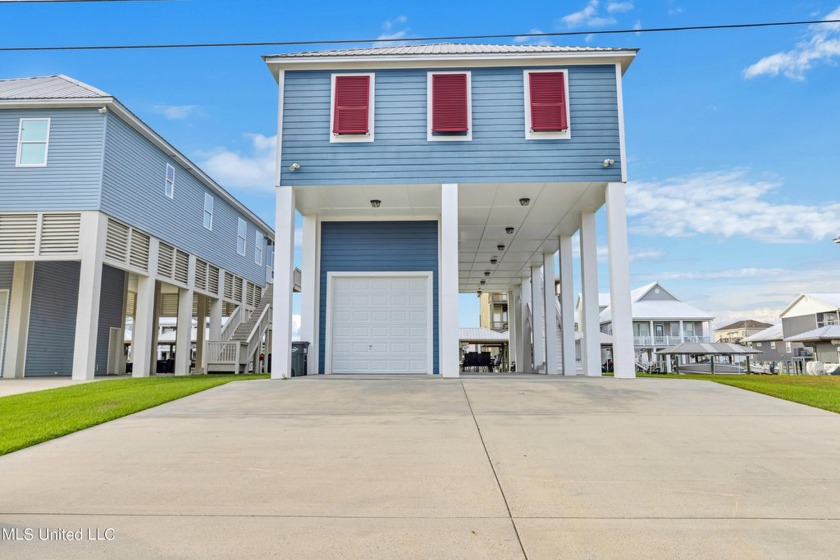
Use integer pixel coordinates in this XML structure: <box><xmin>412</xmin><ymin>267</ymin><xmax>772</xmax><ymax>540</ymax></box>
<box><xmin>26</xmin><ymin>261</ymin><xmax>79</xmax><ymax>376</ymax></box>
<box><xmin>100</xmin><ymin>114</ymin><xmax>269</xmax><ymax>286</ymax></box>
<box><xmin>319</xmin><ymin>221</ymin><xmax>439</xmax><ymax>374</ymax></box>
<box><xmin>0</xmin><ymin>108</ymin><xmax>104</xmax><ymax>211</ymax></box>
<box><xmin>281</xmin><ymin>65</ymin><xmax>621</xmax><ymax>186</ymax></box>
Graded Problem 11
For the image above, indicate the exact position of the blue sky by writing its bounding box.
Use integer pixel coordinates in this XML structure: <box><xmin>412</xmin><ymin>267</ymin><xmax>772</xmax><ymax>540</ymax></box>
<box><xmin>2</xmin><ymin>0</ymin><xmax>838</xmax><ymax>330</ymax></box>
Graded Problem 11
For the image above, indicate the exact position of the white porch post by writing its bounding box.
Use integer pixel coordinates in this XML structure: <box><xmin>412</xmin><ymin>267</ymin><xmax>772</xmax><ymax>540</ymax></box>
<box><xmin>580</xmin><ymin>211</ymin><xmax>601</xmax><ymax>376</ymax></box>
<box><xmin>195</xmin><ymin>294</ymin><xmax>207</xmax><ymax>374</ymax></box>
<box><xmin>679</xmin><ymin>320</ymin><xmax>685</xmax><ymax>343</ymax></box>
<box><xmin>440</xmin><ymin>183</ymin><xmax>460</xmax><ymax>378</ymax></box>
<box><xmin>272</xmin><ymin>185</ymin><xmax>296</xmax><ymax>379</ymax></box>
<box><xmin>520</xmin><ymin>276</ymin><xmax>533</xmax><ymax>372</ymax></box>
<box><xmin>543</xmin><ymin>252</ymin><xmax>559</xmax><ymax>375</ymax></box>
<box><xmin>507</xmin><ymin>288</ymin><xmax>517</xmax><ymax>372</ymax></box>
<box><xmin>606</xmin><ymin>182</ymin><xmax>635</xmax><ymax>379</ymax></box>
<box><xmin>174</xmin><ymin>291</ymin><xmax>194</xmax><ymax>375</ymax></box>
<box><xmin>3</xmin><ymin>261</ymin><xmax>34</xmax><ymax>378</ymax></box>
<box><xmin>530</xmin><ymin>264</ymin><xmax>546</xmax><ymax>372</ymax></box>
<box><xmin>300</xmin><ymin>214</ymin><xmax>318</xmax><ymax>374</ymax></box>
<box><xmin>72</xmin><ymin>212</ymin><xmax>107</xmax><ymax>380</ymax></box>
<box><xmin>559</xmin><ymin>236</ymin><xmax>576</xmax><ymax>376</ymax></box>
<box><xmin>132</xmin><ymin>239</ymin><xmax>159</xmax><ymax>378</ymax></box>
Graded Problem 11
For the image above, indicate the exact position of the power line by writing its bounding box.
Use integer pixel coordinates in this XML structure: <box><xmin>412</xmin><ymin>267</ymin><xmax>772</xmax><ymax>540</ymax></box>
<box><xmin>0</xmin><ymin>17</ymin><xmax>838</xmax><ymax>52</ymax></box>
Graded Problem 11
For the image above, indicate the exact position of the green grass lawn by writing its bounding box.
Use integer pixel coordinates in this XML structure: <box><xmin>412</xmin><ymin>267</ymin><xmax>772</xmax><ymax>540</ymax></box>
<box><xmin>640</xmin><ymin>373</ymin><xmax>840</xmax><ymax>414</ymax></box>
<box><xmin>0</xmin><ymin>374</ymin><xmax>267</xmax><ymax>456</ymax></box>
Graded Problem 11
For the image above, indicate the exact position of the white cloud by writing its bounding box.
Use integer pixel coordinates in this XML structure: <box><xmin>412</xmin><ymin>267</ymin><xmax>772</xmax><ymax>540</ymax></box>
<box><xmin>513</xmin><ymin>29</ymin><xmax>553</xmax><ymax>46</ymax></box>
<box><xmin>560</xmin><ymin>0</ymin><xmax>617</xmax><ymax>28</ymax></box>
<box><xmin>292</xmin><ymin>314</ymin><xmax>301</xmax><ymax>341</ymax></box>
<box><xmin>197</xmin><ymin>133</ymin><xmax>276</xmax><ymax>193</ymax></box>
<box><xmin>744</xmin><ymin>7</ymin><xmax>840</xmax><ymax>80</ymax></box>
<box><xmin>629</xmin><ymin>248</ymin><xmax>665</xmax><ymax>262</ymax></box>
<box><xmin>152</xmin><ymin>104</ymin><xmax>199</xmax><ymax>120</ymax></box>
<box><xmin>607</xmin><ymin>1</ymin><xmax>633</xmax><ymax>13</ymax></box>
<box><xmin>378</xmin><ymin>15</ymin><xmax>411</xmax><ymax>43</ymax></box>
<box><xmin>657</xmin><ymin>268</ymin><xmax>787</xmax><ymax>281</ymax></box>
<box><xmin>632</xmin><ymin>20</ymin><xmax>642</xmax><ymax>32</ymax></box>
<box><xmin>626</xmin><ymin>169</ymin><xmax>840</xmax><ymax>243</ymax></box>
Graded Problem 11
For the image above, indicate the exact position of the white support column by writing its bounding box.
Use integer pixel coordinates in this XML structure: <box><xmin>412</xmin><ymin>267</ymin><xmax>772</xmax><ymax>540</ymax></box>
<box><xmin>72</xmin><ymin>212</ymin><xmax>108</xmax><ymax>380</ymax></box>
<box><xmin>679</xmin><ymin>320</ymin><xmax>685</xmax><ymax>343</ymax></box>
<box><xmin>520</xmin><ymin>277</ymin><xmax>533</xmax><ymax>372</ymax></box>
<box><xmin>543</xmin><ymin>252</ymin><xmax>559</xmax><ymax>375</ymax></box>
<box><xmin>300</xmin><ymin>214</ymin><xmax>318</xmax><ymax>374</ymax></box>
<box><xmin>174</xmin><ymin>288</ymin><xmax>194</xmax><ymax>375</ymax></box>
<box><xmin>507</xmin><ymin>288</ymin><xmax>517</xmax><ymax>372</ymax></box>
<box><xmin>606</xmin><ymin>182</ymin><xmax>635</xmax><ymax>379</ymax></box>
<box><xmin>559</xmin><ymin>236</ymin><xmax>576</xmax><ymax>377</ymax></box>
<box><xmin>580</xmin><ymin>211</ymin><xmax>601</xmax><ymax>377</ymax></box>
<box><xmin>271</xmin><ymin>185</ymin><xmax>296</xmax><ymax>379</ymax></box>
<box><xmin>440</xmin><ymin>183</ymin><xmax>460</xmax><ymax>378</ymax></box>
<box><xmin>132</xmin><ymin>240</ymin><xmax>159</xmax><ymax>378</ymax></box>
<box><xmin>195</xmin><ymin>295</ymin><xmax>207</xmax><ymax>374</ymax></box>
<box><xmin>530</xmin><ymin>264</ymin><xmax>546</xmax><ymax>372</ymax></box>
<box><xmin>3</xmin><ymin>261</ymin><xmax>34</xmax><ymax>378</ymax></box>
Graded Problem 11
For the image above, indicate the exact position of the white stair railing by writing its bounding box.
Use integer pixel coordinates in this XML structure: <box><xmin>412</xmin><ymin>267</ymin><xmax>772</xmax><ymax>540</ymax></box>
<box><xmin>220</xmin><ymin>306</ymin><xmax>243</xmax><ymax>341</ymax></box>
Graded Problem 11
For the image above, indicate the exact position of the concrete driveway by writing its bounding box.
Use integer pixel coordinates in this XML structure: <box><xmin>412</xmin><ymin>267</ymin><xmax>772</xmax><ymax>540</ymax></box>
<box><xmin>1</xmin><ymin>375</ymin><xmax>839</xmax><ymax>559</ymax></box>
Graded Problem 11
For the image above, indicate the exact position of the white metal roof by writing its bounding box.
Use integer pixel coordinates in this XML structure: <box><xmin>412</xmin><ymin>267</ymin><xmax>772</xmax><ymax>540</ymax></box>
<box><xmin>785</xmin><ymin>325</ymin><xmax>840</xmax><ymax>343</ymax></box>
<box><xmin>743</xmin><ymin>324</ymin><xmax>784</xmax><ymax>343</ymax></box>
<box><xmin>658</xmin><ymin>342</ymin><xmax>760</xmax><ymax>355</ymax></box>
<box><xmin>780</xmin><ymin>293</ymin><xmax>840</xmax><ymax>318</ymax></box>
<box><xmin>459</xmin><ymin>328</ymin><xmax>508</xmax><ymax>343</ymax></box>
<box><xmin>267</xmin><ymin>43</ymin><xmax>632</xmax><ymax>59</ymax></box>
<box><xmin>0</xmin><ymin>75</ymin><xmax>273</xmax><ymax>237</ymax></box>
<box><xmin>599</xmin><ymin>282</ymin><xmax>714</xmax><ymax>323</ymax></box>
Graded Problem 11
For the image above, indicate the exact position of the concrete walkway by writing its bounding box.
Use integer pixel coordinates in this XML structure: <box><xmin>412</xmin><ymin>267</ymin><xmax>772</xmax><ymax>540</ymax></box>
<box><xmin>1</xmin><ymin>376</ymin><xmax>839</xmax><ymax>559</ymax></box>
<box><xmin>0</xmin><ymin>376</ymin><xmax>113</xmax><ymax>397</ymax></box>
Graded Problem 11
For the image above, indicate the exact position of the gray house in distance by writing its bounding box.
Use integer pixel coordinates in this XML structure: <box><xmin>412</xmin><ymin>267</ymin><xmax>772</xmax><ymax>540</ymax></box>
<box><xmin>0</xmin><ymin>75</ymin><xmax>274</xmax><ymax>380</ymax></box>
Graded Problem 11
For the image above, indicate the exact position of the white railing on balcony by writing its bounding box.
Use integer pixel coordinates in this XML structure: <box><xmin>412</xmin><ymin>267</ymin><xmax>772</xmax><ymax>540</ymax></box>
<box><xmin>633</xmin><ymin>335</ymin><xmax>711</xmax><ymax>347</ymax></box>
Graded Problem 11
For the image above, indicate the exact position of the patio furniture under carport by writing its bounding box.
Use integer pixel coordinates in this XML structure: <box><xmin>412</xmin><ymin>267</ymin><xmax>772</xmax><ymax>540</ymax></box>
<box><xmin>459</xmin><ymin>328</ymin><xmax>509</xmax><ymax>372</ymax></box>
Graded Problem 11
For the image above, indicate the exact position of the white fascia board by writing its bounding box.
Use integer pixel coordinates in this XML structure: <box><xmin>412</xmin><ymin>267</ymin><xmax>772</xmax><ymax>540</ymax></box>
<box><xmin>0</xmin><ymin>98</ymin><xmax>274</xmax><ymax>240</ymax></box>
<box><xmin>263</xmin><ymin>51</ymin><xmax>638</xmax><ymax>80</ymax></box>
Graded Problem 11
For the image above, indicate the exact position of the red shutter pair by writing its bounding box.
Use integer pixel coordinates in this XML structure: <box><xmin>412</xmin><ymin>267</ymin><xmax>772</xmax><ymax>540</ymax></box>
<box><xmin>529</xmin><ymin>72</ymin><xmax>568</xmax><ymax>132</ymax></box>
<box><xmin>333</xmin><ymin>75</ymin><xmax>370</xmax><ymax>135</ymax></box>
<box><xmin>431</xmin><ymin>73</ymin><xmax>469</xmax><ymax>133</ymax></box>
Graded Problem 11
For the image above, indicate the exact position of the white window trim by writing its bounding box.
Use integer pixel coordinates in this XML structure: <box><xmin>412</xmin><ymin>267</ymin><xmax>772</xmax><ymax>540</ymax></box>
<box><xmin>770</xmin><ymin>341</ymin><xmax>776</xmax><ymax>350</ymax></box>
<box><xmin>329</xmin><ymin>73</ymin><xmax>375</xmax><ymax>143</ymax></box>
<box><xmin>165</xmin><ymin>163</ymin><xmax>175</xmax><ymax>199</ymax></box>
<box><xmin>427</xmin><ymin>71</ymin><xmax>472</xmax><ymax>142</ymax></box>
<box><xmin>16</xmin><ymin>118</ymin><xmax>51</xmax><ymax>167</ymax></box>
<box><xmin>254</xmin><ymin>230</ymin><xmax>264</xmax><ymax>265</ymax></box>
<box><xmin>203</xmin><ymin>193</ymin><xmax>214</xmax><ymax>231</ymax></box>
<box><xmin>523</xmin><ymin>69</ymin><xmax>571</xmax><ymax>140</ymax></box>
<box><xmin>237</xmin><ymin>218</ymin><xmax>247</xmax><ymax>256</ymax></box>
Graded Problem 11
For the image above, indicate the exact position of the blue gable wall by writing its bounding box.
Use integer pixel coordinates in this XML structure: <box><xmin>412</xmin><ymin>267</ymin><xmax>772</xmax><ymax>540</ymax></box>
<box><xmin>0</xmin><ymin>108</ymin><xmax>105</xmax><ymax>211</ymax></box>
<box><xmin>318</xmin><ymin>221</ymin><xmax>439</xmax><ymax>374</ymax></box>
<box><xmin>26</xmin><ymin>261</ymin><xmax>80</xmax><ymax>376</ymax></box>
<box><xmin>281</xmin><ymin>65</ymin><xmax>621</xmax><ymax>186</ymax></box>
<box><xmin>100</xmin><ymin>114</ymin><xmax>269</xmax><ymax>285</ymax></box>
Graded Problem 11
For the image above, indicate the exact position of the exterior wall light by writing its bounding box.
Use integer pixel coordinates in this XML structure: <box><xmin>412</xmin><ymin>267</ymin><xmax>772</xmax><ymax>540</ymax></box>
<box><xmin>370</xmin><ymin>199</ymin><xmax>381</xmax><ymax>208</ymax></box>
<box><xmin>505</xmin><ymin>227</ymin><xmax>514</xmax><ymax>234</ymax></box>
<box><xmin>480</xmin><ymin>280</ymin><xmax>486</xmax><ymax>285</ymax></box>
<box><xmin>519</xmin><ymin>198</ymin><xmax>530</xmax><ymax>206</ymax></box>
<box><xmin>484</xmin><ymin>271</ymin><xmax>491</xmax><ymax>277</ymax></box>
<box><xmin>289</xmin><ymin>162</ymin><xmax>301</xmax><ymax>171</ymax></box>
<box><xmin>490</xmin><ymin>258</ymin><xmax>498</xmax><ymax>265</ymax></box>
<box><xmin>497</xmin><ymin>244</ymin><xmax>505</xmax><ymax>251</ymax></box>
<box><xmin>603</xmin><ymin>159</ymin><xmax>615</xmax><ymax>167</ymax></box>
<box><xmin>834</xmin><ymin>236</ymin><xmax>840</xmax><ymax>244</ymax></box>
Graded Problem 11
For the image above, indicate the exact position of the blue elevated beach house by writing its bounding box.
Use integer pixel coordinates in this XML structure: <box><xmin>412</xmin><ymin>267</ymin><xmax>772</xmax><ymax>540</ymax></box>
<box><xmin>0</xmin><ymin>75</ymin><xmax>275</xmax><ymax>380</ymax></box>
<box><xmin>264</xmin><ymin>44</ymin><xmax>638</xmax><ymax>378</ymax></box>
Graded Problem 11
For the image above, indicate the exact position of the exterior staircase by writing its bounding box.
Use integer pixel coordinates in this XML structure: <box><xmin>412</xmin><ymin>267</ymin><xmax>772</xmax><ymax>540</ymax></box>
<box><xmin>206</xmin><ymin>290</ymin><xmax>273</xmax><ymax>373</ymax></box>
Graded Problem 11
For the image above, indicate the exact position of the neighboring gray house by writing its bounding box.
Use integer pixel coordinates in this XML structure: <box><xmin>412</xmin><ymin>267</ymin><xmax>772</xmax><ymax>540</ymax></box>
<box><xmin>599</xmin><ymin>282</ymin><xmax>714</xmax><ymax>369</ymax></box>
<box><xmin>743</xmin><ymin>323</ymin><xmax>808</xmax><ymax>371</ymax></box>
<box><xmin>780</xmin><ymin>293</ymin><xmax>840</xmax><ymax>367</ymax></box>
<box><xmin>0</xmin><ymin>75</ymin><xmax>274</xmax><ymax>380</ymax></box>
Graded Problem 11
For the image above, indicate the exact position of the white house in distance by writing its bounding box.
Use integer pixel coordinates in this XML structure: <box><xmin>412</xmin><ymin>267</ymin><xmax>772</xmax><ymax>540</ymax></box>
<box><xmin>598</xmin><ymin>281</ymin><xmax>715</xmax><ymax>369</ymax></box>
<box><xmin>780</xmin><ymin>293</ymin><xmax>840</xmax><ymax>370</ymax></box>
<box><xmin>264</xmin><ymin>43</ymin><xmax>639</xmax><ymax>379</ymax></box>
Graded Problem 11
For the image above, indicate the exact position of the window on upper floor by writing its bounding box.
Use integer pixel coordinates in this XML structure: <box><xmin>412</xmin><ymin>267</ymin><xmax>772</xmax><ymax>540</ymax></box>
<box><xmin>254</xmin><ymin>230</ymin><xmax>263</xmax><ymax>265</ymax></box>
<box><xmin>770</xmin><ymin>341</ymin><xmax>776</xmax><ymax>350</ymax></box>
<box><xmin>330</xmin><ymin>73</ymin><xmax>374</xmax><ymax>143</ymax></box>
<box><xmin>524</xmin><ymin>69</ymin><xmax>571</xmax><ymax>140</ymax></box>
<box><xmin>785</xmin><ymin>341</ymin><xmax>792</xmax><ymax>354</ymax></box>
<box><xmin>16</xmin><ymin>118</ymin><xmax>51</xmax><ymax>167</ymax></box>
<box><xmin>203</xmin><ymin>193</ymin><xmax>214</xmax><ymax>231</ymax></box>
<box><xmin>427</xmin><ymin>72</ymin><xmax>472</xmax><ymax>141</ymax></box>
<box><xmin>165</xmin><ymin>163</ymin><xmax>175</xmax><ymax>198</ymax></box>
<box><xmin>237</xmin><ymin>218</ymin><xmax>247</xmax><ymax>256</ymax></box>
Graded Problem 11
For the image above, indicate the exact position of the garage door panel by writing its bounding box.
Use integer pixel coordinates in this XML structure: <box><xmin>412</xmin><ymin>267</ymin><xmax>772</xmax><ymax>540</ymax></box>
<box><xmin>330</xmin><ymin>274</ymin><xmax>429</xmax><ymax>374</ymax></box>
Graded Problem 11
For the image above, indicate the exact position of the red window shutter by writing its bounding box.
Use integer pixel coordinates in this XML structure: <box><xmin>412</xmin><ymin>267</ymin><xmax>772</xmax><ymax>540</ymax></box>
<box><xmin>529</xmin><ymin>72</ymin><xmax>568</xmax><ymax>132</ymax></box>
<box><xmin>431</xmin><ymin>73</ymin><xmax>469</xmax><ymax>133</ymax></box>
<box><xmin>333</xmin><ymin>75</ymin><xmax>370</xmax><ymax>134</ymax></box>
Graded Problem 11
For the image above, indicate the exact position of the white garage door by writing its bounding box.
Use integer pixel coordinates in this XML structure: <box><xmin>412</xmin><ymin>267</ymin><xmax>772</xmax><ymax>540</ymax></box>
<box><xmin>329</xmin><ymin>274</ymin><xmax>431</xmax><ymax>374</ymax></box>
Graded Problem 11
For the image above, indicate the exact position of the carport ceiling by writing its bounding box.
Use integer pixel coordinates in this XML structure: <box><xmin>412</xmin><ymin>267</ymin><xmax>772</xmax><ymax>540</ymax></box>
<box><xmin>293</xmin><ymin>182</ymin><xmax>607</xmax><ymax>293</ymax></box>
